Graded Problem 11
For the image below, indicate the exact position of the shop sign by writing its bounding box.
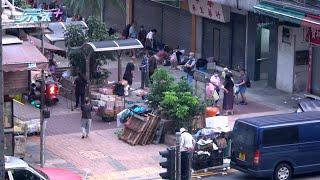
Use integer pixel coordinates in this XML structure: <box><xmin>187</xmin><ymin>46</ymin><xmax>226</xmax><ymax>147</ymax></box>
<box><xmin>151</xmin><ymin>0</ymin><xmax>180</xmax><ymax>8</ymax></box>
<box><xmin>15</xmin><ymin>9</ymin><xmax>52</xmax><ymax>23</ymax></box>
<box><xmin>28</xmin><ymin>63</ymin><xmax>37</xmax><ymax>69</ymax></box>
<box><xmin>306</xmin><ymin>28</ymin><xmax>320</xmax><ymax>45</ymax></box>
<box><xmin>188</xmin><ymin>0</ymin><xmax>230</xmax><ymax>23</ymax></box>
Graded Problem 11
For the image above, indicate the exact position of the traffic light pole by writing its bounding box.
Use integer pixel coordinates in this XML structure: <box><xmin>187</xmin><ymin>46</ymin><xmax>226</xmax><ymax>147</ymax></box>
<box><xmin>176</xmin><ymin>132</ymin><xmax>181</xmax><ymax>180</ymax></box>
<box><xmin>0</xmin><ymin>6</ymin><xmax>6</xmax><ymax>179</ymax></box>
<box><xmin>40</xmin><ymin>70</ymin><xmax>45</xmax><ymax>167</ymax></box>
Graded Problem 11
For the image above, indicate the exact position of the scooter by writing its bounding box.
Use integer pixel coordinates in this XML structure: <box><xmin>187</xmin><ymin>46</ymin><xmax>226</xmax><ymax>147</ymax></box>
<box><xmin>28</xmin><ymin>77</ymin><xmax>60</xmax><ymax>106</ymax></box>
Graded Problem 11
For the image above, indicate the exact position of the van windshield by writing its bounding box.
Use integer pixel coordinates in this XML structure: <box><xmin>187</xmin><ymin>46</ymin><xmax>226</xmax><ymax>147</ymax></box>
<box><xmin>232</xmin><ymin>122</ymin><xmax>256</xmax><ymax>146</ymax></box>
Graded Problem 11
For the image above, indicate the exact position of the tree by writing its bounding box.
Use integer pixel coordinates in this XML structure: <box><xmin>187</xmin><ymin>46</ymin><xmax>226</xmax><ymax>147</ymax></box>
<box><xmin>14</xmin><ymin>0</ymin><xmax>32</xmax><ymax>9</ymax></box>
<box><xmin>64</xmin><ymin>16</ymin><xmax>115</xmax><ymax>81</ymax></box>
<box><xmin>62</xmin><ymin>0</ymin><xmax>125</xmax><ymax>21</ymax></box>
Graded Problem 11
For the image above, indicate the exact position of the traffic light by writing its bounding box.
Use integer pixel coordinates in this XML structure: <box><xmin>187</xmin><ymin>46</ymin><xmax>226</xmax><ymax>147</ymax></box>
<box><xmin>159</xmin><ymin>147</ymin><xmax>175</xmax><ymax>179</ymax></box>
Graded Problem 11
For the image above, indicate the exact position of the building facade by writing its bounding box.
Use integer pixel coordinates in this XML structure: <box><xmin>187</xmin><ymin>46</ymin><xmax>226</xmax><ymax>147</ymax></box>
<box><xmin>103</xmin><ymin>0</ymin><xmax>320</xmax><ymax>94</ymax></box>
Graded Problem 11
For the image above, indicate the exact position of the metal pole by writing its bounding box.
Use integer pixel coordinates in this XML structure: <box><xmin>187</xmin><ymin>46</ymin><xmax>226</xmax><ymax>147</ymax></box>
<box><xmin>0</xmin><ymin>6</ymin><xmax>6</xmax><ymax>179</ymax></box>
<box><xmin>175</xmin><ymin>132</ymin><xmax>181</xmax><ymax>180</ymax></box>
<box><xmin>40</xmin><ymin>70</ymin><xmax>45</xmax><ymax>167</ymax></box>
<box><xmin>85</xmin><ymin>52</ymin><xmax>92</xmax><ymax>96</ymax></box>
<box><xmin>41</xmin><ymin>28</ymin><xmax>45</xmax><ymax>54</ymax></box>
<box><xmin>118</xmin><ymin>51</ymin><xmax>122</xmax><ymax>82</ymax></box>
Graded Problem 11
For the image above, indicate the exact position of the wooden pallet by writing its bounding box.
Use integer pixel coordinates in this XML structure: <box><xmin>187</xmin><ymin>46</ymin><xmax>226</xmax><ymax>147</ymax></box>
<box><xmin>120</xmin><ymin>114</ymin><xmax>160</xmax><ymax>146</ymax></box>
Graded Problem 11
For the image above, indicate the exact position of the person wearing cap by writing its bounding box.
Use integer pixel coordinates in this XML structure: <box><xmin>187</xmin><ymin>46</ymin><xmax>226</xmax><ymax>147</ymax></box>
<box><xmin>180</xmin><ymin>128</ymin><xmax>195</xmax><ymax>152</ymax></box>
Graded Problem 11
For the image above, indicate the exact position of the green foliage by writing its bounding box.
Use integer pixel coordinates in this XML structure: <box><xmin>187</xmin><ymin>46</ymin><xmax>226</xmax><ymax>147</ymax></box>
<box><xmin>15</xmin><ymin>0</ymin><xmax>31</xmax><ymax>9</ymax></box>
<box><xmin>148</xmin><ymin>69</ymin><xmax>175</xmax><ymax>109</ymax></box>
<box><xmin>64</xmin><ymin>16</ymin><xmax>116</xmax><ymax>80</ymax></box>
<box><xmin>148</xmin><ymin>69</ymin><xmax>201</xmax><ymax>131</ymax></box>
<box><xmin>160</xmin><ymin>91</ymin><xmax>200</xmax><ymax>131</ymax></box>
<box><xmin>86</xmin><ymin>16</ymin><xmax>109</xmax><ymax>41</ymax></box>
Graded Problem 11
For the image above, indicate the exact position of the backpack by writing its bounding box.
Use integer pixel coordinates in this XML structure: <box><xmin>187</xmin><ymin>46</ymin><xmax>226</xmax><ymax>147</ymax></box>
<box><xmin>246</xmin><ymin>75</ymin><xmax>251</xmax><ymax>88</ymax></box>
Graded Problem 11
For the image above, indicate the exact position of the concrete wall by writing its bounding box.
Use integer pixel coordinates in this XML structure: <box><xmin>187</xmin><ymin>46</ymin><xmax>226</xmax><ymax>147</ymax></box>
<box><xmin>195</xmin><ymin>16</ymin><xmax>203</xmax><ymax>59</ymax></box>
<box><xmin>276</xmin><ymin>25</ymin><xmax>295</xmax><ymax>93</ymax></box>
<box><xmin>276</xmin><ymin>26</ymin><xmax>309</xmax><ymax>93</ymax></box>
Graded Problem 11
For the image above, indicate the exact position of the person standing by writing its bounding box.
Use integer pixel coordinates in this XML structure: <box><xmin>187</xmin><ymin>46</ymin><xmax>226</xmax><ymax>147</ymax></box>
<box><xmin>140</xmin><ymin>52</ymin><xmax>150</xmax><ymax>89</ymax></box>
<box><xmin>180</xmin><ymin>128</ymin><xmax>195</xmax><ymax>152</ymax></box>
<box><xmin>129</xmin><ymin>22</ymin><xmax>137</xmax><ymax>58</ymax></box>
<box><xmin>81</xmin><ymin>98</ymin><xmax>92</xmax><ymax>139</ymax></box>
<box><xmin>236</xmin><ymin>69</ymin><xmax>249</xmax><ymax>105</ymax></box>
<box><xmin>210</xmin><ymin>71</ymin><xmax>221</xmax><ymax>103</ymax></box>
<box><xmin>221</xmin><ymin>73</ymin><xmax>235</xmax><ymax>115</ymax></box>
<box><xmin>184</xmin><ymin>52</ymin><xmax>196</xmax><ymax>85</ymax></box>
<box><xmin>146</xmin><ymin>29</ymin><xmax>157</xmax><ymax>50</ymax></box>
<box><xmin>123</xmin><ymin>59</ymin><xmax>135</xmax><ymax>88</ymax></box>
<box><xmin>74</xmin><ymin>73</ymin><xmax>87</xmax><ymax>108</ymax></box>
<box><xmin>149</xmin><ymin>54</ymin><xmax>157</xmax><ymax>81</ymax></box>
<box><xmin>138</xmin><ymin>25</ymin><xmax>147</xmax><ymax>46</ymax></box>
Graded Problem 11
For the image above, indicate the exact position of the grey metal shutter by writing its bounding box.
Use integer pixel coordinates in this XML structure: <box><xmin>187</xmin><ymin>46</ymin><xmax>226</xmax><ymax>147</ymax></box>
<box><xmin>202</xmin><ymin>18</ymin><xmax>231</xmax><ymax>67</ymax></box>
<box><xmin>134</xmin><ymin>0</ymin><xmax>163</xmax><ymax>39</ymax></box>
<box><xmin>162</xmin><ymin>8</ymin><xmax>192</xmax><ymax>51</ymax></box>
<box><xmin>104</xmin><ymin>0</ymin><xmax>126</xmax><ymax>31</ymax></box>
<box><xmin>231</xmin><ymin>13</ymin><xmax>246</xmax><ymax>69</ymax></box>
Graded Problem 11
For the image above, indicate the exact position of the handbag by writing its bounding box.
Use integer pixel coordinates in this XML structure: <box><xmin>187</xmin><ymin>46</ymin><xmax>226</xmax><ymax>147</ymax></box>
<box><xmin>213</xmin><ymin>90</ymin><xmax>219</xmax><ymax>101</ymax></box>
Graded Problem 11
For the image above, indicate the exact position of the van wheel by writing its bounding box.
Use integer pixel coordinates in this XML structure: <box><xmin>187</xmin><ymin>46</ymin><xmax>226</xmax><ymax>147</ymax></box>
<box><xmin>273</xmin><ymin>163</ymin><xmax>292</xmax><ymax>180</ymax></box>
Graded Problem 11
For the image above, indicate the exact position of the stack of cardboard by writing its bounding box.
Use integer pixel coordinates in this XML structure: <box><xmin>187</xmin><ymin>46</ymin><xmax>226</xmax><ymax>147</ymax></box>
<box><xmin>91</xmin><ymin>87</ymin><xmax>124</xmax><ymax>119</ymax></box>
<box><xmin>119</xmin><ymin>114</ymin><xmax>160</xmax><ymax>145</ymax></box>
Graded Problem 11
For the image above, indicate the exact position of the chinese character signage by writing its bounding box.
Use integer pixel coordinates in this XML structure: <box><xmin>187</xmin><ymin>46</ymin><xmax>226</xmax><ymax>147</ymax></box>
<box><xmin>188</xmin><ymin>0</ymin><xmax>230</xmax><ymax>23</ymax></box>
<box><xmin>151</xmin><ymin>0</ymin><xmax>180</xmax><ymax>8</ymax></box>
<box><xmin>15</xmin><ymin>9</ymin><xmax>52</xmax><ymax>23</ymax></box>
<box><xmin>306</xmin><ymin>28</ymin><xmax>320</xmax><ymax>45</ymax></box>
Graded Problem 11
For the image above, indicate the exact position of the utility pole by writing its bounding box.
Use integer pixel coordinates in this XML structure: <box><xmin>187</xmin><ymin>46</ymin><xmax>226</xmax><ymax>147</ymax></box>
<box><xmin>40</xmin><ymin>69</ymin><xmax>45</xmax><ymax>167</ymax></box>
<box><xmin>0</xmin><ymin>5</ymin><xmax>6</xmax><ymax>179</ymax></box>
<box><xmin>40</xmin><ymin>27</ymin><xmax>45</xmax><ymax>167</ymax></box>
<box><xmin>176</xmin><ymin>132</ymin><xmax>181</xmax><ymax>180</ymax></box>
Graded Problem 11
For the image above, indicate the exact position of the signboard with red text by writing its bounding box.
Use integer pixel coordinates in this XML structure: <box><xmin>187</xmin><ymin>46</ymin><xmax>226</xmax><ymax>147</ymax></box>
<box><xmin>188</xmin><ymin>0</ymin><xmax>230</xmax><ymax>23</ymax></box>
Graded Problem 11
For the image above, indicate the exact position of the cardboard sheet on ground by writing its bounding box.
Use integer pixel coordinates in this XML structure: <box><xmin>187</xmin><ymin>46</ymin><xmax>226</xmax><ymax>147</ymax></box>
<box><xmin>205</xmin><ymin>116</ymin><xmax>230</xmax><ymax>132</ymax></box>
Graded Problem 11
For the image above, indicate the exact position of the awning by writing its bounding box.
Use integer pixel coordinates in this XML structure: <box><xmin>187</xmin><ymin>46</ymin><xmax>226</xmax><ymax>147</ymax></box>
<box><xmin>27</xmin><ymin>35</ymin><xmax>66</xmax><ymax>57</ymax></box>
<box><xmin>3</xmin><ymin>42</ymin><xmax>48</xmax><ymax>72</ymax></box>
<box><xmin>28</xmin><ymin>36</ymin><xmax>63</xmax><ymax>51</ymax></box>
<box><xmin>84</xmin><ymin>39</ymin><xmax>144</xmax><ymax>52</ymax></box>
<box><xmin>254</xmin><ymin>2</ymin><xmax>320</xmax><ymax>30</ymax></box>
<box><xmin>45</xmin><ymin>21</ymin><xmax>88</xmax><ymax>42</ymax></box>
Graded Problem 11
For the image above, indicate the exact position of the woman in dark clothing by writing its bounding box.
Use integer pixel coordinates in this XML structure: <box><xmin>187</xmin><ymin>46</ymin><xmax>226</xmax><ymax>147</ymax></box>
<box><xmin>123</xmin><ymin>59</ymin><xmax>135</xmax><ymax>86</ymax></box>
<box><xmin>222</xmin><ymin>73</ymin><xmax>234</xmax><ymax>115</ymax></box>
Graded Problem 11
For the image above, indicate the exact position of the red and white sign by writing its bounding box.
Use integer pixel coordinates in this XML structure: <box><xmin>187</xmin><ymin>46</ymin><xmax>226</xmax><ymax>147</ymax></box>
<box><xmin>305</xmin><ymin>27</ymin><xmax>320</xmax><ymax>45</ymax></box>
<box><xmin>188</xmin><ymin>0</ymin><xmax>230</xmax><ymax>23</ymax></box>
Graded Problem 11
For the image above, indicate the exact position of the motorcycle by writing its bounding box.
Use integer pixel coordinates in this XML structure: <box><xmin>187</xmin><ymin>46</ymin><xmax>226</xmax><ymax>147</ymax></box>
<box><xmin>28</xmin><ymin>76</ymin><xmax>60</xmax><ymax>106</ymax></box>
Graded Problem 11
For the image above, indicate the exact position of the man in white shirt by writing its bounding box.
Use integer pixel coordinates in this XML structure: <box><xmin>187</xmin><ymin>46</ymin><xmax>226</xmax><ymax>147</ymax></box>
<box><xmin>146</xmin><ymin>29</ymin><xmax>157</xmax><ymax>50</ymax></box>
<box><xmin>180</xmin><ymin>128</ymin><xmax>195</xmax><ymax>152</ymax></box>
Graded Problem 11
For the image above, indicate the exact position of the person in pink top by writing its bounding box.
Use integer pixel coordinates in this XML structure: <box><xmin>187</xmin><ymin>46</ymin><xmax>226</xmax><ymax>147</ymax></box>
<box><xmin>210</xmin><ymin>71</ymin><xmax>221</xmax><ymax>103</ymax></box>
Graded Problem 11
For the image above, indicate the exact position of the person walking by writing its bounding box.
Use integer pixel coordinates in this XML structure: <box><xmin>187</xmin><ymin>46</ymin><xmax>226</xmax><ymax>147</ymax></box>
<box><xmin>184</xmin><ymin>52</ymin><xmax>196</xmax><ymax>85</ymax></box>
<box><xmin>129</xmin><ymin>21</ymin><xmax>137</xmax><ymax>58</ymax></box>
<box><xmin>123</xmin><ymin>59</ymin><xmax>135</xmax><ymax>88</ymax></box>
<box><xmin>140</xmin><ymin>52</ymin><xmax>150</xmax><ymax>89</ymax></box>
<box><xmin>180</xmin><ymin>128</ymin><xmax>195</xmax><ymax>152</ymax></box>
<box><xmin>221</xmin><ymin>73</ymin><xmax>235</xmax><ymax>115</ymax></box>
<box><xmin>81</xmin><ymin>98</ymin><xmax>92</xmax><ymax>139</ymax></box>
<box><xmin>74</xmin><ymin>73</ymin><xmax>87</xmax><ymax>108</ymax></box>
<box><xmin>236</xmin><ymin>69</ymin><xmax>249</xmax><ymax>105</ymax></box>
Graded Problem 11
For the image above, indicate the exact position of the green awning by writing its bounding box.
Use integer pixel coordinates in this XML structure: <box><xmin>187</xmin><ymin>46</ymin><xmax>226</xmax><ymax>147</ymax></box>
<box><xmin>254</xmin><ymin>2</ymin><xmax>306</xmax><ymax>25</ymax></box>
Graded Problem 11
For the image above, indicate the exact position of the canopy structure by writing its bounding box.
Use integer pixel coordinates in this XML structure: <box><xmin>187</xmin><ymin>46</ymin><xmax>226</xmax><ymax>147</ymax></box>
<box><xmin>254</xmin><ymin>2</ymin><xmax>320</xmax><ymax>29</ymax></box>
<box><xmin>3</xmin><ymin>42</ymin><xmax>48</xmax><ymax>72</ymax></box>
<box><xmin>82</xmin><ymin>38</ymin><xmax>144</xmax><ymax>83</ymax></box>
<box><xmin>27</xmin><ymin>35</ymin><xmax>66</xmax><ymax>57</ymax></box>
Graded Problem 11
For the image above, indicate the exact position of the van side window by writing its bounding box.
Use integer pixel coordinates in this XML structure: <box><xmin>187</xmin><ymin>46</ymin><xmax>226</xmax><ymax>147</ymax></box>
<box><xmin>300</xmin><ymin>123</ymin><xmax>320</xmax><ymax>142</ymax></box>
<box><xmin>263</xmin><ymin>126</ymin><xmax>299</xmax><ymax>147</ymax></box>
